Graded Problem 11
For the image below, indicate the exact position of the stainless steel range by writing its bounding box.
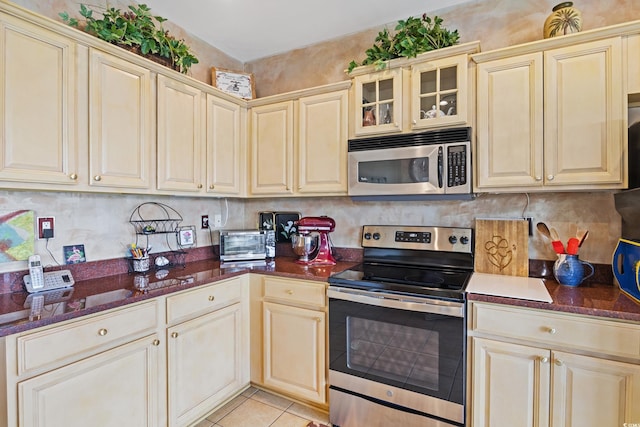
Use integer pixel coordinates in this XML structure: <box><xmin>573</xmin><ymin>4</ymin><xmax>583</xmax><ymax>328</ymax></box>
<box><xmin>327</xmin><ymin>225</ymin><xmax>473</xmax><ymax>427</ymax></box>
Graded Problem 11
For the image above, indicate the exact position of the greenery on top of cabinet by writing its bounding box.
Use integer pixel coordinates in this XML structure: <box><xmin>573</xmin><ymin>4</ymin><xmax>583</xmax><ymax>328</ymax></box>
<box><xmin>59</xmin><ymin>4</ymin><xmax>199</xmax><ymax>74</ymax></box>
<box><xmin>348</xmin><ymin>15</ymin><xmax>460</xmax><ymax>73</ymax></box>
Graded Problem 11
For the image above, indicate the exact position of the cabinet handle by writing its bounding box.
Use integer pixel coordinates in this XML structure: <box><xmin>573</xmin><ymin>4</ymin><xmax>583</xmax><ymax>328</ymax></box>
<box><xmin>286</xmin><ymin>290</ymin><xmax>294</xmax><ymax>295</ymax></box>
<box><xmin>208</xmin><ymin>295</ymin><xmax>215</xmax><ymax>301</ymax></box>
<box><xmin>93</xmin><ymin>175</ymin><xmax>102</xmax><ymax>181</ymax></box>
<box><xmin>197</xmin><ymin>184</ymin><xmax>203</xmax><ymax>189</ymax></box>
<box><xmin>548</xmin><ymin>328</ymin><xmax>557</xmax><ymax>335</ymax></box>
<box><xmin>69</xmin><ymin>173</ymin><xmax>78</xmax><ymax>180</ymax></box>
<box><xmin>540</xmin><ymin>357</ymin><xmax>549</xmax><ymax>363</ymax></box>
<box><xmin>412</xmin><ymin>119</ymin><xmax>417</xmax><ymax>124</ymax></box>
<box><xmin>547</xmin><ymin>175</ymin><xmax>554</xmax><ymax>181</ymax></box>
<box><xmin>535</xmin><ymin>176</ymin><xmax>542</xmax><ymax>181</ymax></box>
<box><xmin>209</xmin><ymin>184</ymin><xmax>214</xmax><ymax>190</ymax></box>
<box><xmin>394</xmin><ymin>122</ymin><xmax>399</xmax><ymax>127</ymax></box>
<box><xmin>286</xmin><ymin>186</ymin><xmax>291</xmax><ymax>191</ymax></box>
<box><xmin>98</xmin><ymin>328</ymin><xmax>108</xmax><ymax>336</ymax></box>
<box><xmin>555</xmin><ymin>359</ymin><xmax>564</xmax><ymax>366</ymax></box>
<box><xmin>315</xmin><ymin>317</ymin><xmax>322</xmax><ymax>323</ymax></box>
<box><xmin>171</xmin><ymin>332</ymin><xmax>179</xmax><ymax>338</ymax></box>
<box><xmin>152</xmin><ymin>339</ymin><xmax>160</xmax><ymax>346</ymax></box>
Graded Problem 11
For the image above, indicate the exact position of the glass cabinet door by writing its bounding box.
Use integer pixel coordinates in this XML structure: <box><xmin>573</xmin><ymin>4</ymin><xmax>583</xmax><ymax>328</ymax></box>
<box><xmin>411</xmin><ymin>55</ymin><xmax>468</xmax><ymax>129</ymax></box>
<box><xmin>353</xmin><ymin>68</ymin><xmax>403</xmax><ymax>136</ymax></box>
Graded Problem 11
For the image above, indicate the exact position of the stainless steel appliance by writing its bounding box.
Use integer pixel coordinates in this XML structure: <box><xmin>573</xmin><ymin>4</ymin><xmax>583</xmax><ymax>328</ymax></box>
<box><xmin>218</xmin><ymin>230</ymin><xmax>267</xmax><ymax>262</ymax></box>
<box><xmin>348</xmin><ymin>127</ymin><xmax>472</xmax><ymax>199</ymax></box>
<box><xmin>328</xmin><ymin>225</ymin><xmax>473</xmax><ymax>427</ymax></box>
<box><xmin>292</xmin><ymin>216</ymin><xmax>337</xmax><ymax>266</ymax></box>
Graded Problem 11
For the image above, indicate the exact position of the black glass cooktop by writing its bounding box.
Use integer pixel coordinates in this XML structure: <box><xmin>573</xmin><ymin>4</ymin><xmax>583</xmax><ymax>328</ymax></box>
<box><xmin>328</xmin><ymin>262</ymin><xmax>471</xmax><ymax>302</ymax></box>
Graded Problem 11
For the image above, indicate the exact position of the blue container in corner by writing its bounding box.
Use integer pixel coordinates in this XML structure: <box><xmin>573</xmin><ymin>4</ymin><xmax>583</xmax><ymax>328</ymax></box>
<box><xmin>612</xmin><ymin>238</ymin><xmax>640</xmax><ymax>303</ymax></box>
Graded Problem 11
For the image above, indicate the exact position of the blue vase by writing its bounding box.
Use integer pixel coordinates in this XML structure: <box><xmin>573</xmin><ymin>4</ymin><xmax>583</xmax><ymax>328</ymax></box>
<box><xmin>553</xmin><ymin>254</ymin><xmax>594</xmax><ymax>286</ymax></box>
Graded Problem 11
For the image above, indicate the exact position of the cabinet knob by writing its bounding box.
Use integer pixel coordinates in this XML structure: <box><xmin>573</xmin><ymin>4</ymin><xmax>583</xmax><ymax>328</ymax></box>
<box><xmin>412</xmin><ymin>119</ymin><xmax>417</xmax><ymax>124</ymax></box>
<box><xmin>209</xmin><ymin>184</ymin><xmax>214</xmax><ymax>190</ymax></box>
<box><xmin>98</xmin><ymin>328</ymin><xmax>108</xmax><ymax>336</ymax></box>
<box><xmin>535</xmin><ymin>176</ymin><xmax>542</xmax><ymax>181</ymax></box>
<box><xmin>208</xmin><ymin>295</ymin><xmax>215</xmax><ymax>301</ymax></box>
<box><xmin>315</xmin><ymin>317</ymin><xmax>322</xmax><ymax>323</ymax></box>
<box><xmin>152</xmin><ymin>339</ymin><xmax>160</xmax><ymax>346</ymax></box>
<box><xmin>394</xmin><ymin>122</ymin><xmax>399</xmax><ymax>127</ymax></box>
<box><xmin>547</xmin><ymin>175</ymin><xmax>554</xmax><ymax>181</ymax></box>
<box><xmin>286</xmin><ymin>290</ymin><xmax>294</xmax><ymax>295</ymax></box>
<box><xmin>93</xmin><ymin>175</ymin><xmax>102</xmax><ymax>181</ymax></box>
<box><xmin>555</xmin><ymin>359</ymin><xmax>564</xmax><ymax>366</ymax></box>
<box><xmin>286</xmin><ymin>186</ymin><xmax>290</xmax><ymax>191</ymax></box>
<box><xmin>548</xmin><ymin>327</ymin><xmax>557</xmax><ymax>335</ymax></box>
<box><xmin>540</xmin><ymin>357</ymin><xmax>549</xmax><ymax>363</ymax></box>
<box><xmin>197</xmin><ymin>184</ymin><xmax>203</xmax><ymax>189</ymax></box>
<box><xmin>171</xmin><ymin>332</ymin><xmax>179</xmax><ymax>338</ymax></box>
<box><xmin>69</xmin><ymin>173</ymin><xmax>78</xmax><ymax>180</ymax></box>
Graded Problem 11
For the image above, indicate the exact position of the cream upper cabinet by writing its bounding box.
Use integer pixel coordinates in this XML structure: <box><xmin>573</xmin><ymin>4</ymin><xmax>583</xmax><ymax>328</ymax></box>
<box><xmin>249</xmin><ymin>100</ymin><xmax>295</xmax><ymax>195</ymax></box>
<box><xmin>475</xmin><ymin>36</ymin><xmax>626</xmax><ymax>192</ymax></box>
<box><xmin>0</xmin><ymin>12</ymin><xmax>80</xmax><ymax>187</ymax></box>
<box><xmin>627</xmin><ymin>34</ymin><xmax>640</xmax><ymax>94</ymax></box>
<box><xmin>350</xmin><ymin>42</ymin><xmax>479</xmax><ymax>138</ymax></box>
<box><xmin>206</xmin><ymin>93</ymin><xmax>245</xmax><ymax>195</ymax></box>
<box><xmin>259</xmin><ymin>276</ymin><xmax>327</xmax><ymax>406</ymax></box>
<box><xmin>468</xmin><ymin>301</ymin><xmax>640</xmax><ymax>427</ymax></box>
<box><xmin>89</xmin><ymin>49</ymin><xmax>154</xmax><ymax>190</ymax></box>
<box><xmin>156</xmin><ymin>73</ymin><xmax>206</xmax><ymax>193</ymax></box>
<box><xmin>297</xmin><ymin>89</ymin><xmax>348</xmax><ymax>194</ymax></box>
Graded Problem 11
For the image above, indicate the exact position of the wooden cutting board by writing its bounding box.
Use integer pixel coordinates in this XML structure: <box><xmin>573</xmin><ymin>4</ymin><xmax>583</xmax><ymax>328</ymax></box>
<box><xmin>474</xmin><ymin>219</ymin><xmax>529</xmax><ymax>277</ymax></box>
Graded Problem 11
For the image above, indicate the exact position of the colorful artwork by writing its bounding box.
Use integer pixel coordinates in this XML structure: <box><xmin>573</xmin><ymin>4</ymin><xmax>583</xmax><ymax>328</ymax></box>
<box><xmin>64</xmin><ymin>244</ymin><xmax>86</xmax><ymax>264</ymax></box>
<box><xmin>0</xmin><ymin>210</ymin><xmax>35</xmax><ymax>262</ymax></box>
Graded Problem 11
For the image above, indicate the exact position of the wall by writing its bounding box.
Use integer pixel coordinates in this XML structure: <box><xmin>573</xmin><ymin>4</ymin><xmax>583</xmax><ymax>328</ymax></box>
<box><xmin>0</xmin><ymin>0</ymin><xmax>631</xmax><ymax>275</ymax></box>
<box><xmin>245</xmin><ymin>0</ymin><xmax>640</xmax><ymax>96</ymax></box>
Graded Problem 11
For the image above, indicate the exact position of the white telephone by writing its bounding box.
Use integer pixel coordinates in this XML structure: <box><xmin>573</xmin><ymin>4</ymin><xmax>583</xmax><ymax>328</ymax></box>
<box><xmin>23</xmin><ymin>255</ymin><xmax>75</xmax><ymax>293</ymax></box>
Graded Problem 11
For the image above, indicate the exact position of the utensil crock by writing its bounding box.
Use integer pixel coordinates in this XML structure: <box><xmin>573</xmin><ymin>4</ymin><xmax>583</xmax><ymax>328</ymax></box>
<box><xmin>553</xmin><ymin>254</ymin><xmax>594</xmax><ymax>286</ymax></box>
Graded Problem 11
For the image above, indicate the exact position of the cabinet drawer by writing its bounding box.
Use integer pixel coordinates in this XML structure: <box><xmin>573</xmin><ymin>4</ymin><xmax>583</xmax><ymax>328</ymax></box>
<box><xmin>470</xmin><ymin>302</ymin><xmax>640</xmax><ymax>360</ymax></box>
<box><xmin>166</xmin><ymin>277</ymin><xmax>243</xmax><ymax>324</ymax></box>
<box><xmin>263</xmin><ymin>276</ymin><xmax>326</xmax><ymax>307</ymax></box>
<box><xmin>17</xmin><ymin>300</ymin><xmax>158</xmax><ymax>375</ymax></box>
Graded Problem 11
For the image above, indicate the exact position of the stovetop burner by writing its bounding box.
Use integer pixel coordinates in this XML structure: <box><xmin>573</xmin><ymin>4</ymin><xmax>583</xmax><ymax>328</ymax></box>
<box><xmin>328</xmin><ymin>225</ymin><xmax>474</xmax><ymax>302</ymax></box>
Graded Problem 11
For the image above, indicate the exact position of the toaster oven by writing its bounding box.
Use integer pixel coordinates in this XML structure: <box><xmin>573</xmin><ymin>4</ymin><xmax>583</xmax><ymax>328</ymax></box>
<box><xmin>219</xmin><ymin>230</ymin><xmax>267</xmax><ymax>262</ymax></box>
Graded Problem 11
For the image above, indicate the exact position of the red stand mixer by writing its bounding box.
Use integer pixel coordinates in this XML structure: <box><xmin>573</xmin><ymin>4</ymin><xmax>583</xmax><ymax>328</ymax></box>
<box><xmin>291</xmin><ymin>216</ymin><xmax>337</xmax><ymax>266</ymax></box>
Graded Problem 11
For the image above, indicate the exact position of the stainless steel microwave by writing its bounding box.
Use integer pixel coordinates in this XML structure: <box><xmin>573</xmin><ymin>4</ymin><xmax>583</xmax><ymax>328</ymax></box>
<box><xmin>219</xmin><ymin>230</ymin><xmax>267</xmax><ymax>262</ymax></box>
<box><xmin>348</xmin><ymin>127</ymin><xmax>472</xmax><ymax>198</ymax></box>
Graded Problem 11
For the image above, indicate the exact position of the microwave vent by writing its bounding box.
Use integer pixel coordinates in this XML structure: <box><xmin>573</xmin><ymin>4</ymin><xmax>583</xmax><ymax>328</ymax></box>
<box><xmin>348</xmin><ymin>127</ymin><xmax>471</xmax><ymax>152</ymax></box>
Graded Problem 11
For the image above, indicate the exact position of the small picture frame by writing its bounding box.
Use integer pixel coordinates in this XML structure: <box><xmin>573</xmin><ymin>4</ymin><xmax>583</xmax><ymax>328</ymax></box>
<box><xmin>211</xmin><ymin>67</ymin><xmax>255</xmax><ymax>100</ymax></box>
<box><xmin>63</xmin><ymin>244</ymin><xmax>86</xmax><ymax>264</ymax></box>
<box><xmin>177</xmin><ymin>226</ymin><xmax>196</xmax><ymax>248</ymax></box>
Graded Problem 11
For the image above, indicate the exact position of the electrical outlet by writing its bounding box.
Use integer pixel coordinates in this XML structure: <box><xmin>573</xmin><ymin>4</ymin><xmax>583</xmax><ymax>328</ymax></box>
<box><xmin>213</xmin><ymin>214</ymin><xmax>222</xmax><ymax>228</ymax></box>
<box><xmin>201</xmin><ymin>215</ymin><xmax>209</xmax><ymax>229</ymax></box>
<box><xmin>37</xmin><ymin>216</ymin><xmax>55</xmax><ymax>239</ymax></box>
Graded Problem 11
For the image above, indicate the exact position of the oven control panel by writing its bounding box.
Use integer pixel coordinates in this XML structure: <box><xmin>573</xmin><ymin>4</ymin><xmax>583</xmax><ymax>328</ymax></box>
<box><xmin>362</xmin><ymin>225</ymin><xmax>473</xmax><ymax>253</ymax></box>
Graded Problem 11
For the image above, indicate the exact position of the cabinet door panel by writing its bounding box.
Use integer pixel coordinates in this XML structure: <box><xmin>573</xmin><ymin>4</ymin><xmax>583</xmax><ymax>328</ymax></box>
<box><xmin>0</xmin><ymin>14</ymin><xmax>79</xmax><ymax>185</ymax></box>
<box><xmin>551</xmin><ymin>351</ymin><xmax>640</xmax><ymax>427</ymax></box>
<box><xmin>89</xmin><ymin>49</ymin><xmax>153</xmax><ymax>189</ymax></box>
<box><xmin>475</xmin><ymin>52</ymin><xmax>544</xmax><ymax>189</ymax></box>
<box><xmin>157</xmin><ymin>74</ymin><xmax>204</xmax><ymax>192</ymax></box>
<box><xmin>250</xmin><ymin>101</ymin><xmax>294</xmax><ymax>195</ymax></box>
<box><xmin>168</xmin><ymin>302</ymin><xmax>244</xmax><ymax>427</ymax></box>
<box><xmin>471</xmin><ymin>337</ymin><xmax>550</xmax><ymax>427</ymax></box>
<box><xmin>297</xmin><ymin>90</ymin><xmax>348</xmax><ymax>194</ymax></box>
<box><xmin>206</xmin><ymin>94</ymin><xmax>243</xmax><ymax>195</ymax></box>
<box><xmin>19</xmin><ymin>335</ymin><xmax>162</xmax><ymax>427</ymax></box>
<box><xmin>544</xmin><ymin>38</ymin><xmax>624</xmax><ymax>186</ymax></box>
<box><xmin>263</xmin><ymin>301</ymin><xmax>326</xmax><ymax>403</ymax></box>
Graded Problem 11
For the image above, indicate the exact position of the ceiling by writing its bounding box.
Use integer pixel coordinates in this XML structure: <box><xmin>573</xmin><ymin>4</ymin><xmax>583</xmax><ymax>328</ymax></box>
<box><xmin>141</xmin><ymin>0</ymin><xmax>474</xmax><ymax>62</ymax></box>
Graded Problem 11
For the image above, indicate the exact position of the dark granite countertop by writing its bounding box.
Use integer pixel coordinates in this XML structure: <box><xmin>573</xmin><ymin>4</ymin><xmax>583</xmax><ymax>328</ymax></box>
<box><xmin>1</xmin><ymin>255</ymin><xmax>639</xmax><ymax>338</ymax></box>
<box><xmin>0</xmin><ymin>257</ymin><xmax>359</xmax><ymax>338</ymax></box>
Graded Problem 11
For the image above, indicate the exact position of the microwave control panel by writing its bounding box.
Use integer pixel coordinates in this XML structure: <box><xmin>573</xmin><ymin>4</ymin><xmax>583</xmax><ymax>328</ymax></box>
<box><xmin>447</xmin><ymin>144</ymin><xmax>467</xmax><ymax>187</ymax></box>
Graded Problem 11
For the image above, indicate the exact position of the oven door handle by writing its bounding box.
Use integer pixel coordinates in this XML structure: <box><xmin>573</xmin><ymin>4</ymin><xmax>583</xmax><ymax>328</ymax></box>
<box><xmin>327</xmin><ymin>286</ymin><xmax>464</xmax><ymax>317</ymax></box>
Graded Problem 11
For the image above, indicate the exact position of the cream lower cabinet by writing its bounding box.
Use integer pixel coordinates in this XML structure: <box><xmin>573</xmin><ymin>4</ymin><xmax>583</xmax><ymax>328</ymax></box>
<box><xmin>259</xmin><ymin>276</ymin><xmax>327</xmax><ymax>406</ymax></box>
<box><xmin>166</xmin><ymin>276</ymin><xmax>250</xmax><ymax>427</ymax></box>
<box><xmin>474</xmin><ymin>36</ymin><xmax>625</xmax><ymax>192</ymax></box>
<box><xmin>469</xmin><ymin>301</ymin><xmax>640</xmax><ymax>427</ymax></box>
<box><xmin>249</xmin><ymin>82</ymin><xmax>350</xmax><ymax>197</ymax></box>
<box><xmin>0</xmin><ymin>12</ymin><xmax>81</xmax><ymax>188</ymax></box>
<box><xmin>2</xmin><ymin>300</ymin><xmax>164</xmax><ymax>427</ymax></box>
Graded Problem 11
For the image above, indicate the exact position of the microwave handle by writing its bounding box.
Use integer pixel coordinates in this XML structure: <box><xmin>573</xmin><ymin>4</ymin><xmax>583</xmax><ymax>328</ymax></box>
<box><xmin>437</xmin><ymin>146</ymin><xmax>443</xmax><ymax>188</ymax></box>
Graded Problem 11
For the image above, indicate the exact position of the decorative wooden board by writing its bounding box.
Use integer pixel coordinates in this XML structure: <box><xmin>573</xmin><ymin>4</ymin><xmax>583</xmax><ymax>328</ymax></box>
<box><xmin>474</xmin><ymin>219</ymin><xmax>529</xmax><ymax>277</ymax></box>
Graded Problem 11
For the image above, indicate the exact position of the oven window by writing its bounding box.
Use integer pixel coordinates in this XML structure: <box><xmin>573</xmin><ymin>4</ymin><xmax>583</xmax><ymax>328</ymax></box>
<box><xmin>358</xmin><ymin>157</ymin><xmax>429</xmax><ymax>184</ymax></box>
<box><xmin>329</xmin><ymin>299</ymin><xmax>464</xmax><ymax>404</ymax></box>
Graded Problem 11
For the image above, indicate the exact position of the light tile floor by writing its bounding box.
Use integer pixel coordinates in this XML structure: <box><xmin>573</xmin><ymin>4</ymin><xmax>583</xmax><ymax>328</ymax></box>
<box><xmin>193</xmin><ymin>387</ymin><xmax>330</xmax><ymax>427</ymax></box>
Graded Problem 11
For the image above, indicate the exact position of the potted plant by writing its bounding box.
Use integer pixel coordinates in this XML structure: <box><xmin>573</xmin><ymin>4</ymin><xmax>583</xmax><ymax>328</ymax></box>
<box><xmin>348</xmin><ymin>14</ymin><xmax>460</xmax><ymax>73</ymax></box>
<box><xmin>59</xmin><ymin>4</ymin><xmax>198</xmax><ymax>74</ymax></box>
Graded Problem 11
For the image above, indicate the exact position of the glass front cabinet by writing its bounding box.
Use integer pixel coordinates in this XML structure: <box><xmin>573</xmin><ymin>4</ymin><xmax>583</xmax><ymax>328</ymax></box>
<box><xmin>350</xmin><ymin>42</ymin><xmax>480</xmax><ymax>138</ymax></box>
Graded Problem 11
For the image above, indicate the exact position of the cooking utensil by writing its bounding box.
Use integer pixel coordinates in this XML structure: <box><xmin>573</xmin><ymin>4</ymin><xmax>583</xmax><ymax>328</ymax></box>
<box><xmin>566</xmin><ymin>237</ymin><xmax>580</xmax><ymax>255</ymax></box>
<box><xmin>550</xmin><ymin>227</ymin><xmax>560</xmax><ymax>241</ymax></box>
<box><xmin>536</xmin><ymin>222</ymin><xmax>552</xmax><ymax>240</ymax></box>
<box><xmin>549</xmin><ymin>227</ymin><xmax>565</xmax><ymax>253</ymax></box>
<box><xmin>578</xmin><ymin>230</ymin><xmax>589</xmax><ymax>247</ymax></box>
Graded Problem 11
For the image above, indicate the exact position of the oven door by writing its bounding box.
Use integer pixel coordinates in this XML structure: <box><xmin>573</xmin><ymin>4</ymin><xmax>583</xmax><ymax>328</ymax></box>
<box><xmin>328</xmin><ymin>286</ymin><xmax>465</xmax><ymax>426</ymax></box>
<box><xmin>348</xmin><ymin>144</ymin><xmax>444</xmax><ymax>196</ymax></box>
